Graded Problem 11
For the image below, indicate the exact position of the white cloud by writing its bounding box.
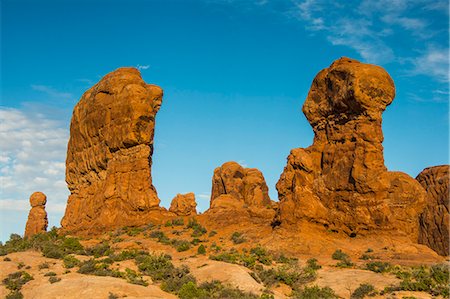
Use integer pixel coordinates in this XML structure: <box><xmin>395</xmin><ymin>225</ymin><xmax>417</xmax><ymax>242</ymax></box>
<box><xmin>31</xmin><ymin>85</ymin><xmax>73</xmax><ymax>100</ymax></box>
<box><xmin>196</xmin><ymin>193</ymin><xmax>211</xmax><ymax>200</ymax></box>
<box><xmin>410</xmin><ymin>46</ymin><xmax>450</xmax><ymax>83</ymax></box>
<box><xmin>0</xmin><ymin>108</ymin><xmax>69</xmax><ymax>222</ymax></box>
<box><xmin>137</xmin><ymin>64</ymin><xmax>150</xmax><ymax>70</ymax></box>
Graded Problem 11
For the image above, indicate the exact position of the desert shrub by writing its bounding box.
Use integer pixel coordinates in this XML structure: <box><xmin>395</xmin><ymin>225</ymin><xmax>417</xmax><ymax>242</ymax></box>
<box><xmin>359</xmin><ymin>254</ymin><xmax>374</xmax><ymax>260</ymax></box>
<box><xmin>171</xmin><ymin>239</ymin><xmax>191</xmax><ymax>252</ymax></box>
<box><xmin>196</xmin><ymin>280</ymin><xmax>259</xmax><ymax>299</ymax></box>
<box><xmin>17</xmin><ymin>262</ymin><xmax>25</xmax><ymax>269</ymax></box>
<box><xmin>84</xmin><ymin>242</ymin><xmax>111</xmax><ymax>257</ymax></box>
<box><xmin>48</xmin><ymin>276</ymin><xmax>61</xmax><ymax>284</ymax></box>
<box><xmin>110</xmin><ymin>249</ymin><xmax>149</xmax><ymax>262</ymax></box>
<box><xmin>108</xmin><ymin>293</ymin><xmax>119</xmax><ymax>299</ymax></box>
<box><xmin>305</xmin><ymin>258</ymin><xmax>321</xmax><ymax>271</ymax></box>
<box><xmin>77</xmin><ymin>259</ymin><xmax>123</xmax><ymax>278</ymax></box>
<box><xmin>172</xmin><ymin>218</ymin><xmax>185</xmax><ymax>226</ymax></box>
<box><xmin>394</xmin><ymin>264</ymin><xmax>449</xmax><ymax>297</ymax></box>
<box><xmin>197</xmin><ymin>244</ymin><xmax>206</xmax><ymax>255</ymax></box>
<box><xmin>292</xmin><ymin>285</ymin><xmax>338</xmax><ymax>299</ymax></box>
<box><xmin>351</xmin><ymin>283</ymin><xmax>376</xmax><ymax>299</ymax></box>
<box><xmin>5</xmin><ymin>291</ymin><xmax>24</xmax><ymax>299</ymax></box>
<box><xmin>44</xmin><ymin>272</ymin><xmax>57</xmax><ymax>277</ymax></box>
<box><xmin>126</xmin><ymin>227</ymin><xmax>143</xmax><ymax>236</ymax></box>
<box><xmin>149</xmin><ymin>230</ymin><xmax>171</xmax><ymax>244</ymax></box>
<box><xmin>255</xmin><ymin>263</ymin><xmax>317</xmax><ymax>291</ymax></box>
<box><xmin>161</xmin><ymin>265</ymin><xmax>197</xmax><ymax>293</ymax></box>
<box><xmin>165</xmin><ymin>220</ymin><xmax>173</xmax><ymax>227</ymax></box>
<box><xmin>332</xmin><ymin>249</ymin><xmax>353</xmax><ymax>268</ymax></box>
<box><xmin>178</xmin><ymin>281</ymin><xmax>206</xmax><ymax>299</ymax></box>
<box><xmin>38</xmin><ymin>262</ymin><xmax>50</xmax><ymax>270</ymax></box>
<box><xmin>208</xmin><ymin>230</ymin><xmax>217</xmax><ymax>237</ymax></box>
<box><xmin>187</xmin><ymin>218</ymin><xmax>207</xmax><ymax>237</ymax></box>
<box><xmin>124</xmin><ymin>268</ymin><xmax>148</xmax><ymax>286</ymax></box>
<box><xmin>230</xmin><ymin>232</ymin><xmax>246</xmax><ymax>244</ymax></box>
<box><xmin>2</xmin><ymin>271</ymin><xmax>33</xmax><ymax>291</ymax></box>
<box><xmin>250</xmin><ymin>246</ymin><xmax>272</xmax><ymax>265</ymax></box>
<box><xmin>209</xmin><ymin>251</ymin><xmax>240</xmax><ymax>264</ymax></box>
<box><xmin>4</xmin><ymin>257</ymin><xmax>11</xmax><ymax>261</ymax></box>
<box><xmin>365</xmin><ymin>261</ymin><xmax>390</xmax><ymax>273</ymax></box>
<box><xmin>63</xmin><ymin>255</ymin><xmax>80</xmax><ymax>268</ymax></box>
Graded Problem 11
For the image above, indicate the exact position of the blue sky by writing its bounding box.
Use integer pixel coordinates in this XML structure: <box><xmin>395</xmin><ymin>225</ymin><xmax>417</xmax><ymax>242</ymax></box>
<box><xmin>0</xmin><ymin>0</ymin><xmax>448</xmax><ymax>241</ymax></box>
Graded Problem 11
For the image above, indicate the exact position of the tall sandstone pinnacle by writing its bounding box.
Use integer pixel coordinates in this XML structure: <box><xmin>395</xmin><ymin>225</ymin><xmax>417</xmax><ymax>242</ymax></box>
<box><xmin>25</xmin><ymin>192</ymin><xmax>48</xmax><ymax>237</ymax></box>
<box><xmin>416</xmin><ymin>165</ymin><xmax>449</xmax><ymax>256</ymax></box>
<box><xmin>61</xmin><ymin>67</ymin><xmax>164</xmax><ymax>232</ymax></box>
<box><xmin>276</xmin><ymin>58</ymin><xmax>426</xmax><ymax>238</ymax></box>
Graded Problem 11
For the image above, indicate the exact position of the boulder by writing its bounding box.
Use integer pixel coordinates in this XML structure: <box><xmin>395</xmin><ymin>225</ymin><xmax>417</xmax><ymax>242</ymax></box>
<box><xmin>61</xmin><ymin>67</ymin><xmax>165</xmax><ymax>232</ymax></box>
<box><xmin>276</xmin><ymin>58</ymin><xmax>426</xmax><ymax>237</ymax></box>
<box><xmin>169</xmin><ymin>193</ymin><xmax>197</xmax><ymax>216</ymax></box>
<box><xmin>25</xmin><ymin>192</ymin><xmax>48</xmax><ymax>237</ymax></box>
<box><xmin>416</xmin><ymin>165</ymin><xmax>449</xmax><ymax>256</ymax></box>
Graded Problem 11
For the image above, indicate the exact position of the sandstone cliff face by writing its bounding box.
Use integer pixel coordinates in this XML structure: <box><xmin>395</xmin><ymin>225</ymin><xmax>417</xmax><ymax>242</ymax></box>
<box><xmin>25</xmin><ymin>192</ymin><xmax>48</xmax><ymax>237</ymax></box>
<box><xmin>416</xmin><ymin>165</ymin><xmax>449</xmax><ymax>256</ymax></box>
<box><xmin>61</xmin><ymin>67</ymin><xmax>164</xmax><ymax>232</ymax></box>
<box><xmin>276</xmin><ymin>58</ymin><xmax>426</xmax><ymax>237</ymax></box>
<box><xmin>169</xmin><ymin>193</ymin><xmax>197</xmax><ymax>216</ymax></box>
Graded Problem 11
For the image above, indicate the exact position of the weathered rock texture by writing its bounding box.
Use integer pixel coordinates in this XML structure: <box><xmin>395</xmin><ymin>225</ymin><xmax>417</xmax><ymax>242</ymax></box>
<box><xmin>25</xmin><ymin>192</ymin><xmax>48</xmax><ymax>237</ymax></box>
<box><xmin>276</xmin><ymin>58</ymin><xmax>426</xmax><ymax>237</ymax></box>
<box><xmin>211</xmin><ymin>161</ymin><xmax>271</xmax><ymax>208</ymax></box>
<box><xmin>205</xmin><ymin>162</ymin><xmax>275</xmax><ymax>225</ymax></box>
<box><xmin>61</xmin><ymin>67</ymin><xmax>164</xmax><ymax>232</ymax></box>
<box><xmin>416</xmin><ymin>165</ymin><xmax>449</xmax><ymax>256</ymax></box>
<box><xmin>169</xmin><ymin>193</ymin><xmax>197</xmax><ymax>216</ymax></box>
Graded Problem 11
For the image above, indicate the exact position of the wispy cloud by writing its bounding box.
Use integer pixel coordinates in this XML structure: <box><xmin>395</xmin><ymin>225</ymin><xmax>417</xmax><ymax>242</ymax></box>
<box><xmin>196</xmin><ymin>193</ymin><xmax>211</xmax><ymax>200</ymax></box>
<box><xmin>31</xmin><ymin>85</ymin><xmax>73</xmax><ymax>100</ymax></box>
<box><xmin>137</xmin><ymin>64</ymin><xmax>150</xmax><ymax>70</ymax></box>
<box><xmin>410</xmin><ymin>46</ymin><xmax>449</xmax><ymax>83</ymax></box>
<box><xmin>0</xmin><ymin>107</ymin><xmax>69</xmax><ymax>221</ymax></box>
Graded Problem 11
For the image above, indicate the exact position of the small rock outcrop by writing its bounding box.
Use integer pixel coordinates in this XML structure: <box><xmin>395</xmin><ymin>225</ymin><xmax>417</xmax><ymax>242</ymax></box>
<box><xmin>276</xmin><ymin>58</ymin><xmax>426</xmax><ymax>237</ymax></box>
<box><xmin>25</xmin><ymin>192</ymin><xmax>48</xmax><ymax>237</ymax></box>
<box><xmin>205</xmin><ymin>162</ymin><xmax>275</xmax><ymax>225</ymax></box>
<box><xmin>61</xmin><ymin>67</ymin><xmax>165</xmax><ymax>232</ymax></box>
<box><xmin>169</xmin><ymin>193</ymin><xmax>197</xmax><ymax>216</ymax></box>
<box><xmin>211</xmin><ymin>161</ymin><xmax>271</xmax><ymax>208</ymax></box>
<box><xmin>416</xmin><ymin>165</ymin><xmax>449</xmax><ymax>256</ymax></box>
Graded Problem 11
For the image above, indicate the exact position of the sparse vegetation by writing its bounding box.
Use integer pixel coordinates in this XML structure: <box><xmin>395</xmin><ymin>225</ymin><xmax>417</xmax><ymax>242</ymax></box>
<box><xmin>44</xmin><ymin>271</ymin><xmax>57</xmax><ymax>276</ymax></box>
<box><xmin>187</xmin><ymin>218</ymin><xmax>207</xmax><ymax>237</ymax></box>
<box><xmin>4</xmin><ymin>256</ymin><xmax>11</xmax><ymax>261</ymax></box>
<box><xmin>2</xmin><ymin>271</ymin><xmax>33</xmax><ymax>299</ymax></box>
<box><xmin>48</xmin><ymin>276</ymin><xmax>61</xmax><ymax>284</ymax></box>
<box><xmin>197</xmin><ymin>244</ymin><xmax>206</xmax><ymax>255</ymax></box>
<box><xmin>332</xmin><ymin>249</ymin><xmax>353</xmax><ymax>268</ymax></box>
<box><xmin>63</xmin><ymin>255</ymin><xmax>80</xmax><ymax>268</ymax></box>
<box><xmin>365</xmin><ymin>261</ymin><xmax>390</xmax><ymax>273</ymax></box>
<box><xmin>351</xmin><ymin>283</ymin><xmax>376</xmax><ymax>298</ymax></box>
<box><xmin>292</xmin><ymin>285</ymin><xmax>338</xmax><ymax>299</ymax></box>
<box><xmin>108</xmin><ymin>293</ymin><xmax>119</xmax><ymax>299</ymax></box>
<box><xmin>230</xmin><ymin>232</ymin><xmax>246</xmax><ymax>244</ymax></box>
<box><xmin>84</xmin><ymin>242</ymin><xmax>112</xmax><ymax>257</ymax></box>
<box><xmin>38</xmin><ymin>262</ymin><xmax>50</xmax><ymax>270</ymax></box>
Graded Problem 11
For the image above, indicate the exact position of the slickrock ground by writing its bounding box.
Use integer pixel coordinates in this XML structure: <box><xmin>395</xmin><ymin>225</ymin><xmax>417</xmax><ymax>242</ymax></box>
<box><xmin>416</xmin><ymin>165</ymin><xmax>449</xmax><ymax>256</ymax></box>
<box><xmin>276</xmin><ymin>58</ymin><xmax>426</xmax><ymax>238</ymax></box>
<box><xmin>24</xmin><ymin>192</ymin><xmax>48</xmax><ymax>238</ymax></box>
<box><xmin>62</xmin><ymin>67</ymin><xmax>170</xmax><ymax>234</ymax></box>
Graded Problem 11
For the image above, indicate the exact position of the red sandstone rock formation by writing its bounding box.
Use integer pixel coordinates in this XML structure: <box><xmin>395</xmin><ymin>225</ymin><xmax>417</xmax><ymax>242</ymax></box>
<box><xmin>169</xmin><ymin>193</ymin><xmax>197</xmax><ymax>216</ymax></box>
<box><xmin>61</xmin><ymin>67</ymin><xmax>167</xmax><ymax>232</ymax></box>
<box><xmin>25</xmin><ymin>192</ymin><xmax>48</xmax><ymax>237</ymax></box>
<box><xmin>276</xmin><ymin>58</ymin><xmax>426</xmax><ymax>237</ymax></box>
<box><xmin>205</xmin><ymin>162</ymin><xmax>275</xmax><ymax>225</ymax></box>
<box><xmin>211</xmin><ymin>161</ymin><xmax>271</xmax><ymax>208</ymax></box>
<box><xmin>416</xmin><ymin>165</ymin><xmax>449</xmax><ymax>256</ymax></box>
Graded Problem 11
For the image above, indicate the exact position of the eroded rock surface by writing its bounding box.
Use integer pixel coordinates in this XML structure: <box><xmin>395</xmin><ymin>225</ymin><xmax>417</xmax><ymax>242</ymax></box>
<box><xmin>61</xmin><ymin>67</ymin><xmax>165</xmax><ymax>232</ymax></box>
<box><xmin>169</xmin><ymin>193</ymin><xmax>197</xmax><ymax>216</ymax></box>
<box><xmin>205</xmin><ymin>162</ymin><xmax>275</xmax><ymax>225</ymax></box>
<box><xmin>25</xmin><ymin>192</ymin><xmax>48</xmax><ymax>237</ymax></box>
<box><xmin>211</xmin><ymin>161</ymin><xmax>271</xmax><ymax>208</ymax></box>
<box><xmin>276</xmin><ymin>58</ymin><xmax>426</xmax><ymax>237</ymax></box>
<box><xmin>417</xmin><ymin>165</ymin><xmax>449</xmax><ymax>256</ymax></box>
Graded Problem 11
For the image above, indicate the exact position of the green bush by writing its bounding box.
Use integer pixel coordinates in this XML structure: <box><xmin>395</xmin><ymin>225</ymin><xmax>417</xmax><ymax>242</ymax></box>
<box><xmin>365</xmin><ymin>261</ymin><xmax>390</xmax><ymax>273</ymax></box>
<box><xmin>230</xmin><ymin>232</ymin><xmax>246</xmax><ymax>244</ymax></box>
<box><xmin>171</xmin><ymin>239</ymin><xmax>191</xmax><ymax>252</ymax></box>
<box><xmin>124</xmin><ymin>268</ymin><xmax>148</xmax><ymax>286</ymax></box>
<box><xmin>255</xmin><ymin>263</ymin><xmax>317</xmax><ymax>291</ymax></box>
<box><xmin>172</xmin><ymin>218</ymin><xmax>185</xmax><ymax>226</ymax></box>
<box><xmin>208</xmin><ymin>230</ymin><xmax>217</xmax><ymax>237</ymax></box>
<box><xmin>178</xmin><ymin>281</ymin><xmax>206</xmax><ymax>299</ymax></box>
<box><xmin>38</xmin><ymin>262</ymin><xmax>49</xmax><ymax>270</ymax></box>
<box><xmin>187</xmin><ymin>218</ymin><xmax>207</xmax><ymax>237</ymax></box>
<box><xmin>161</xmin><ymin>265</ymin><xmax>197</xmax><ymax>293</ymax></box>
<box><xmin>306</xmin><ymin>258</ymin><xmax>321</xmax><ymax>271</ymax></box>
<box><xmin>44</xmin><ymin>272</ymin><xmax>57</xmax><ymax>277</ymax></box>
<box><xmin>2</xmin><ymin>271</ymin><xmax>33</xmax><ymax>291</ymax></box>
<box><xmin>63</xmin><ymin>255</ymin><xmax>80</xmax><ymax>268</ymax></box>
<box><xmin>149</xmin><ymin>230</ymin><xmax>171</xmax><ymax>244</ymax></box>
<box><xmin>351</xmin><ymin>283</ymin><xmax>375</xmax><ymax>299</ymax></box>
<box><xmin>293</xmin><ymin>285</ymin><xmax>338</xmax><ymax>299</ymax></box>
<box><xmin>84</xmin><ymin>242</ymin><xmax>111</xmax><ymax>258</ymax></box>
<box><xmin>49</xmin><ymin>276</ymin><xmax>61</xmax><ymax>284</ymax></box>
<box><xmin>5</xmin><ymin>291</ymin><xmax>24</xmax><ymax>299</ymax></box>
<box><xmin>331</xmin><ymin>249</ymin><xmax>348</xmax><ymax>260</ymax></box>
<box><xmin>197</xmin><ymin>244</ymin><xmax>206</xmax><ymax>255</ymax></box>
<box><xmin>250</xmin><ymin>246</ymin><xmax>272</xmax><ymax>265</ymax></box>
